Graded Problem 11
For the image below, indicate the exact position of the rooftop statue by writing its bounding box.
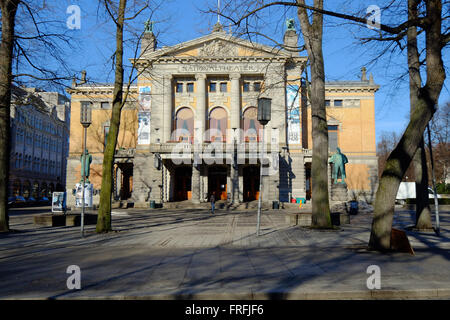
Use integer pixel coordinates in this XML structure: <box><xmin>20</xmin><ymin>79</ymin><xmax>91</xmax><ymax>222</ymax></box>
<box><xmin>330</xmin><ymin>147</ymin><xmax>348</xmax><ymax>184</ymax></box>
<box><xmin>286</xmin><ymin>18</ymin><xmax>295</xmax><ymax>31</ymax></box>
<box><xmin>144</xmin><ymin>19</ymin><xmax>154</xmax><ymax>33</ymax></box>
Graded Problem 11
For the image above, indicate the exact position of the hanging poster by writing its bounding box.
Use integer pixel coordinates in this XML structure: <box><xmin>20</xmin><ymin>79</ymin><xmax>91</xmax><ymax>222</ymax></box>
<box><xmin>137</xmin><ymin>112</ymin><xmax>151</xmax><ymax>145</ymax></box>
<box><xmin>286</xmin><ymin>85</ymin><xmax>301</xmax><ymax>144</ymax></box>
<box><xmin>139</xmin><ymin>86</ymin><xmax>151</xmax><ymax>112</ymax></box>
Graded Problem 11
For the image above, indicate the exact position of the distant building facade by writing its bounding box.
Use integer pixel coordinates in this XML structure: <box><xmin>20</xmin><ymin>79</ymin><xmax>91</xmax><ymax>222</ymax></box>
<box><xmin>66</xmin><ymin>22</ymin><xmax>379</xmax><ymax>208</ymax></box>
<box><xmin>9</xmin><ymin>86</ymin><xmax>71</xmax><ymax>199</ymax></box>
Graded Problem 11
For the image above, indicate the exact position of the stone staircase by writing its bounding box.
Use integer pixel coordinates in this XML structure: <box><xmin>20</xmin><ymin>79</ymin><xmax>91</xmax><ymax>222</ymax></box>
<box><xmin>157</xmin><ymin>200</ymin><xmax>312</xmax><ymax>211</ymax></box>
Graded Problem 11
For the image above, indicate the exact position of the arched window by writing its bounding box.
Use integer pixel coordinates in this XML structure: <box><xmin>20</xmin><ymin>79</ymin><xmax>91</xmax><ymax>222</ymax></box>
<box><xmin>174</xmin><ymin>107</ymin><xmax>194</xmax><ymax>142</ymax></box>
<box><xmin>242</xmin><ymin>107</ymin><xmax>261</xmax><ymax>142</ymax></box>
<box><xmin>209</xmin><ymin>107</ymin><xmax>228</xmax><ymax>142</ymax></box>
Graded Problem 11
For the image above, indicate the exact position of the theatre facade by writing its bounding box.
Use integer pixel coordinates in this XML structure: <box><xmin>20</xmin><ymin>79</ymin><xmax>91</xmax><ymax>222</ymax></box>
<box><xmin>66</xmin><ymin>23</ymin><xmax>379</xmax><ymax>208</ymax></box>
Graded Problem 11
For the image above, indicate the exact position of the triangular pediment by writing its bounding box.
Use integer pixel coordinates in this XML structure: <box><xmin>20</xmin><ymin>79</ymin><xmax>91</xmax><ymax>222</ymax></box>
<box><xmin>142</xmin><ymin>31</ymin><xmax>293</xmax><ymax>60</ymax></box>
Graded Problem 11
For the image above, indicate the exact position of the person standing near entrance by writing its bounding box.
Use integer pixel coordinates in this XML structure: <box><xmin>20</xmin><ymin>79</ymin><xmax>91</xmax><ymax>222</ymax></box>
<box><xmin>210</xmin><ymin>193</ymin><xmax>215</xmax><ymax>214</ymax></box>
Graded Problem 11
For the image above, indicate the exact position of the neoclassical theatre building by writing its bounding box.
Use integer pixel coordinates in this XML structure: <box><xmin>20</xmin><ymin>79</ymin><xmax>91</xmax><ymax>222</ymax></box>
<box><xmin>66</xmin><ymin>23</ymin><xmax>379</xmax><ymax>208</ymax></box>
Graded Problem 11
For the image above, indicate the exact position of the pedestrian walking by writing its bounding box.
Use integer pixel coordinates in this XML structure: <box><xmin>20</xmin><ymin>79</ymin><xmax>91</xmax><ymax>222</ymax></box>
<box><xmin>210</xmin><ymin>193</ymin><xmax>215</xmax><ymax>214</ymax></box>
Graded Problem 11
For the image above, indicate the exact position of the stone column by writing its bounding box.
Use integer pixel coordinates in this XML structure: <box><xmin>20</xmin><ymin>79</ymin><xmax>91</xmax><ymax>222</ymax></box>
<box><xmin>116</xmin><ymin>166</ymin><xmax>122</xmax><ymax>200</ymax></box>
<box><xmin>230</xmin><ymin>73</ymin><xmax>241</xmax><ymax>133</ymax></box>
<box><xmin>195</xmin><ymin>74</ymin><xmax>207</xmax><ymax>142</ymax></box>
<box><xmin>163</xmin><ymin>75</ymin><xmax>173</xmax><ymax>143</ymax></box>
<box><xmin>238</xmin><ymin>167</ymin><xmax>244</xmax><ymax>202</ymax></box>
<box><xmin>230</xmin><ymin>74</ymin><xmax>241</xmax><ymax>203</ymax></box>
<box><xmin>192</xmin><ymin>165</ymin><xmax>201</xmax><ymax>204</ymax></box>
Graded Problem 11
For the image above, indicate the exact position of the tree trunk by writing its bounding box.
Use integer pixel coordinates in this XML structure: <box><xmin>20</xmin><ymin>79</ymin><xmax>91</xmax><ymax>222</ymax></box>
<box><xmin>96</xmin><ymin>0</ymin><xmax>127</xmax><ymax>233</ymax></box>
<box><xmin>369</xmin><ymin>0</ymin><xmax>445</xmax><ymax>250</ymax></box>
<box><xmin>0</xmin><ymin>0</ymin><xmax>20</xmax><ymax>232</ymax></box>
<box><xmin>297</xmin><ymin>0</ymin><xmax>331</xmax><ymax>228</ymax></box>
<box><xmin>407</xmin><ymin>0</ymin><xmax>432</xmax><ymax>230</ymax></box>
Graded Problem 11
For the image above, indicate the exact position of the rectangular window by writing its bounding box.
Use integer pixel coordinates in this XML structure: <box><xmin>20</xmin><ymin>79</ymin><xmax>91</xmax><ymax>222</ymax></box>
<box><xmin>325</xmin><ymin>100</ymin><xmax>331</xmax><ymax>107</ymax></box>
<box><xmin>101</xmin><ymin>102</ymin><xmax>110</xmax><ymax>109</ymax></box>
<box><xmin>334</xmin><ymin>100</ymin><xmax>343</xmax><ymax>107</ymax></box>
<box><xmin>176</xmin><ymin>83</ymin><xmax>183</xmax><ymax>93</ymax></box>
<box><xmin>220</xmin><ymin>82</ymin><xmax>227</xmax><ymax>92</ymax></box>
<box><xmin>254</xmin><ymin>82</ymin><xmax>261</xmax><ymax>92</ymax></box>
<box><xmin>328</xmin><ymin>125</ymin><xmax>338</xmax><ymax>151</ymax></box>
<box><xmin>209</xmin><ymin>82</ymin><xmax>216</xmax><ymax>92</ymax></box>
<box><xmin>243</xmin><ymin>82</ymin><xmax>250</xmax><ymax>92</ymax></box>
<box><xmin>187</xmin><ymin>83</ymin><xmax>194</xmax><ymax>93</ymax></box>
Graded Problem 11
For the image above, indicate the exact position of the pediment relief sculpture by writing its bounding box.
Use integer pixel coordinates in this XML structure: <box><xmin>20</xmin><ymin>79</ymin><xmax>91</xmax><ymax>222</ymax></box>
<box><xmin>198</xmin><ymin>40</ymin><xmax>238</xmax><ymax>57</ymax></box>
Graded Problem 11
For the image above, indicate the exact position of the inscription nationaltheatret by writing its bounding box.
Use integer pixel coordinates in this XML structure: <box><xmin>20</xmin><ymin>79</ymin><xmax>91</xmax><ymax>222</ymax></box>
<box><xmin>178</xmin><ymin>64</ymin><xmax>259</xmax><ymax>73</ymax></box>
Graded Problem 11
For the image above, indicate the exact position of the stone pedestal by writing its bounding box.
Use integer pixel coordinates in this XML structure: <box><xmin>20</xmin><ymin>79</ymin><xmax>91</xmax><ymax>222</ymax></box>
<box><xmin>331</xmin><ymin>183</ymin><xmax>348</xmax><ymax>201</ymax></box>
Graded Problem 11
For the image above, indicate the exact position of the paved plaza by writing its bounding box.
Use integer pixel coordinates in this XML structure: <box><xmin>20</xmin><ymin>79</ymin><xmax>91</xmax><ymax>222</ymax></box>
<box><xmin>0</xmin><ymin>206</ymin><xmax>449</xmax><ymax>299</ymax></box>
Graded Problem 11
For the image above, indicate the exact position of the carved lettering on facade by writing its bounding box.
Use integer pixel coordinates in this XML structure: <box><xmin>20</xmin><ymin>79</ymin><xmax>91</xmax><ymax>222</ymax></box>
<box><xmin>178</xmin><ymin>64</ymin><xmax>258</xmax><ymax>73</ymax></box>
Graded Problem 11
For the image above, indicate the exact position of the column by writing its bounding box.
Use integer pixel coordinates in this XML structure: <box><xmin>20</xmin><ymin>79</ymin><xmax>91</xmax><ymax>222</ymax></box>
<box><xmin>195</xmin><ymin>74</ymin><xmax>207</xmax><ymax>142</ymax></box>
<box><xmin>163</xmin><ymin>75</ymin><xmax>173</xmax><ymax>143</ymax></box>
<box><xmin>192</xmin><ymin>165</ymin><xmax>200</xmax><ymax>204</ymax></box>
<box><xmin>230</xmin><ymin>73</ymin><xmax>241</xmax><ymax>203</ymax></box>
<box><xmin>230</xmin><ymin>73</ymin><xmax>241</xmax><ymax>132</ymax></box>
<box><xmin>238</xmin><ymin>167</ymin><xmax>244</xmax><ymax>202</ymax></box>
<box><xmin>116</xmin><ymin>166</ymin><xmax>122</xmax><ymax>200</ymax></box>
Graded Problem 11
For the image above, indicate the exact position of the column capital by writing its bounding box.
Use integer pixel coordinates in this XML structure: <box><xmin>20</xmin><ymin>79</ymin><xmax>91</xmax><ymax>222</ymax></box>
<box><xmin>230</xmin><ymin>73</ymin><xmax>241</xmax><ymax>80</ymax></box>
<box><xmin>163</xmin><ymin>74</ymin><xmax>172</xmax><ymax>81</ymax></box>
<box><xmin>195</xmin><ymin>73</ymin><xmax>207</xmax><ymax>81</ymax></box>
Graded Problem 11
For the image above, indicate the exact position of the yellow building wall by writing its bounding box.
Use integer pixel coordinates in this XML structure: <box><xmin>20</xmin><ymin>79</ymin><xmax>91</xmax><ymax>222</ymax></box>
<box><xmin>345</xmin><ymin>163</ymin><xmax>370</xmax><ymax>191</ymax></box>
<box><xmin>69</xmin><ymin>94</ymin><xmax>139</xmax><ymax>156</ymax></box>
<box><xmin>305</xmin><ymin>94</ymin><xmax>376</xmax><ymax>155</ymax></box>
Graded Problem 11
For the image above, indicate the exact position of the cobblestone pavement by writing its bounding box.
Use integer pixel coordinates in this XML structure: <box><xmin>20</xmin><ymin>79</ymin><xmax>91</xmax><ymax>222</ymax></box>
<box><xmin>0</xmin><ymin>206</ymin><xmax>449</xmax><ymax>299</ymax></box>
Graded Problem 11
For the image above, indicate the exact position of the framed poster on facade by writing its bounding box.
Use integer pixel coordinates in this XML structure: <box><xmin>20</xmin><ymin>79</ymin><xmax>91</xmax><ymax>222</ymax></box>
<box><xmin>286</xmin><ymin>85</ymin><xmax>301</xmax><ymax>145</ymax></box>
<box><xmin>52</xmin><ymin>192</ymin><xmax>66</xmax><ymax>213</ymax></box>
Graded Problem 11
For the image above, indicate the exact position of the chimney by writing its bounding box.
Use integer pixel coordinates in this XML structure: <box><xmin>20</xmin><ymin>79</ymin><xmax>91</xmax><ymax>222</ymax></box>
<box><xmin>141</xmin><ymin>20</ymin><xmax>157</xmax><ymax>56</ymax></box>
<box><xmin>283</xmin><ymin>19</ymin><xmax>298</xmax><ymax>56</ymax></box>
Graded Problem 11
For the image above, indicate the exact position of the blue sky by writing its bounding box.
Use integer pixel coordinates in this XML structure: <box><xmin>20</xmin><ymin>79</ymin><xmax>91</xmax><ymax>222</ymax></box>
<box><xmin>43</xmin><ymin>1</ymin><xmax>450</xmax><ymax>143</ymax></box>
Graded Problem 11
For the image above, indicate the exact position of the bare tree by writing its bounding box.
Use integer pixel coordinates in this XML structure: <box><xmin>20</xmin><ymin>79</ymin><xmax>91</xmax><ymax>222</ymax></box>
<box><xmin>0</xmin><ymin>0</ymin><xmax>20</xmax><ymax>232</ymax></box>
<box><xmin>408</xmin><ymin>0</ymin><xmax>432</xmax><ymax>230</ymax></box>
<box><xmin>1</xmin><ymin>1</ymin><xmax>84</xmax><ymax>232</ymax></box>
<box><xmin>296</xmin><ymin>0</ymin><xmax>331</xmax><ymax>228</ymax></box>
<box><xmin>96</xmin><ymin>0</ymin><xmax>160</xmax><ymax>232</ymax></box>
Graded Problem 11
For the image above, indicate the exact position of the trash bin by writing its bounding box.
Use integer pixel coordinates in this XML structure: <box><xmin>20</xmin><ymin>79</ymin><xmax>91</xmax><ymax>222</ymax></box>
<box><xmin>349</xmin><ymin>201</ymin><xmax>358</xmax><ymax>215</ymax></box>
<box><xmin>150</xmin><ymin>200</ymin><xmax>156</xmax><ymax>209</ymax></box>
<box><xmin>272</xmin><ymin>201</ymin><xmax>279</xmax><ymax>210</ymax></box>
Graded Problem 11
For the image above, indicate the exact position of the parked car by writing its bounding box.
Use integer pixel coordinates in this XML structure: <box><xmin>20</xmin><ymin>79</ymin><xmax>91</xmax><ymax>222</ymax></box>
<box><xmin>37</xmin><ymin>197</ymin><xmax>50</xmax><ymax>205</ymax></box>
<box><xmin>428</xmin><ymin>187</ymin><xmax>442</xmax><ymax>199</ymax></box>
<box><xmin>26</xmin><ymin>197</ymin><xmax>37</xmax><ymax>206</ymax></box>
<box><xmin>7</xmin><ymin>196</ymin><xmax>27</xmax><ymax>207</ymax></box>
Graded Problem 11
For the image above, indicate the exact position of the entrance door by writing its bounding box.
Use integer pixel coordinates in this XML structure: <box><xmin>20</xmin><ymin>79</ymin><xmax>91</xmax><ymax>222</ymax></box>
<box><xmin>174</xmin><ymin>166</ymin><xmax>192</xmax><ymax>201</ymax></box>
<box><xmin>305</xmin><ymin>163</ymin><xmax>311</xmax><ymax>200</ymax></box>
<box><xmin>243</xmin><ymin>165</ymin><xmax>260</xmax><ymax>201</ymax></box>
<box><xmin>208</xmin><ymin>166</ymin><xmax>227</xmax><ymax>200</ymax></box>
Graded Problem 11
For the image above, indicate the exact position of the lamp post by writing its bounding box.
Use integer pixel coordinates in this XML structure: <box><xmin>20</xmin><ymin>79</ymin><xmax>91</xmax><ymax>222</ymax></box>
<box><xmin>80</xmin><ymin>102</ymin><xmax>92</xmax><ymax>237</ymax></box>
<box><xmin>256</xmin><ymin>97</ymin><xmax>271</xmax><ymax>236</ymax></box>
<box><xmin>232</xmin><ymin>127</ymin><xmax>238</xmax><ymax>205</ymax></box>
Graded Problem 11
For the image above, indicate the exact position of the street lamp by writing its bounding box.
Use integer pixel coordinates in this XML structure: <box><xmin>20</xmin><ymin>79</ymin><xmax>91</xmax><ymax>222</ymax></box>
<box><xmin>232</xmin><ymin>127</ymin><xmax>238</xmax><ymax>204</ymax></box>
<box><xmin>256</xmin><ymin>97</ymin><xmax>271</xmax><ymax>236</ymax></box>
<box><xmin>80</xmin><ymin>101</ymin><xmax>92</xmax><ymax>237</ymax></box>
